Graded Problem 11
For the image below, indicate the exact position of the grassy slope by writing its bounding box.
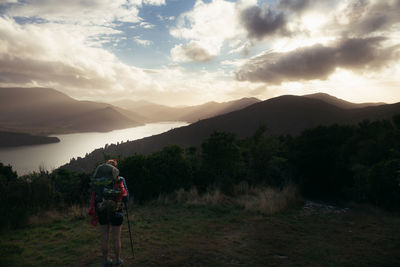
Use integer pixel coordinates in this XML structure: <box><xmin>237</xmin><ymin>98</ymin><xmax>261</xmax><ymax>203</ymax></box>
<box><xmin>1</xmin><ymin>204</ymin><xmax>400</xmax><ymax>266</ymax></box>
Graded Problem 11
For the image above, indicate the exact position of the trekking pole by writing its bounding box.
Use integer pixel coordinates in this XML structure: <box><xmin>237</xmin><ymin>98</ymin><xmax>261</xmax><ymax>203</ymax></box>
<box><xmin>124</xmin><ymin>201</ymin><xmax>134</xmax><ymax>257</ymax></box>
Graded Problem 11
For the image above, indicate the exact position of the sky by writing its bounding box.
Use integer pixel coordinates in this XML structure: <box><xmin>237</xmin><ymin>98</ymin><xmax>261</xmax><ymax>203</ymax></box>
<box><xmin>0</xmin><ymin>0</ymin><xmax>399</xmax><ymax>106</ymax></box>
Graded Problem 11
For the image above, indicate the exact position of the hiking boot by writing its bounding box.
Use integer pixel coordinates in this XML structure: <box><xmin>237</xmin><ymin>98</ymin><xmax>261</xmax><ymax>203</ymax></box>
<box><xmin>103</xmin><ymin>258</ymin><xmax>112</xmax><ymax>267</ymax></box>
<box><xmin>114</xmin><ymin>258</ymin><xmax>123</xmax><ymax>266</ymax></box>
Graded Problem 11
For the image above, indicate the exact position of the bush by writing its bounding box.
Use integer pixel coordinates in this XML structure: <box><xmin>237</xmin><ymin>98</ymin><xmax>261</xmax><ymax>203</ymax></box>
<box><xmin>290</xmin><ymin>125</ymin><xmax>355</xmax><ymax>200</ymax></box>
<box><xmin>366</xmin><ymin>159</ymin><xmax>400</xmax><ymax>210</ymax></box>
<box><xmin>0</xmin><ymin>165</ymin><xmax>91</xmax><ymax>230</ymax></box>
<box><xmin>200</xmin><ymin>131</ymin><xmax>242</xmax><ymax>193</ymax></box>
<box><xmin>0</xmin><ymin>163</ymin><xmax>30</xmax><ymax>229</ymax></box>
<box><xmin>119</xmin><ymin>145</ymin><xmax>192</xmax><ymax>202</ymax></box>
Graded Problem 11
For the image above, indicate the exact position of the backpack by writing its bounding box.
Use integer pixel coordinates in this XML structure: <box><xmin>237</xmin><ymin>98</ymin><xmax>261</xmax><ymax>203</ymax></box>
<box><xmin>91</xmin><ymin>163</ymin><xmax>122</xmax><ymax>212</ymax></box>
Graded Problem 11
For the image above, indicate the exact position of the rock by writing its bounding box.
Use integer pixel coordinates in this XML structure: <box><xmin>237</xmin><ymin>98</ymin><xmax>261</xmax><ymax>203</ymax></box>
<box><xmin>299</xmin><ymin>200</ymin><xmax>350</xmax><ymax>216</ymax></box>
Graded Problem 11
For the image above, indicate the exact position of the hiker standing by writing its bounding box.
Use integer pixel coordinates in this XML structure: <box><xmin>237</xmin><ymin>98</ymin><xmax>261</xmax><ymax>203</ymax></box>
<box><xmin>89</xmin><ymin>159</ymin><xmax>129</xmax><ymax>267</ymax></box>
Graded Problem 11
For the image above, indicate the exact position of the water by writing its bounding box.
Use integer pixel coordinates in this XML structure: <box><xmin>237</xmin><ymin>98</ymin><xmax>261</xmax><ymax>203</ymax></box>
<box><xmin>0</xmin><ymin>122</ymin><xmax>188</xmax><ymax>176</ymax></box>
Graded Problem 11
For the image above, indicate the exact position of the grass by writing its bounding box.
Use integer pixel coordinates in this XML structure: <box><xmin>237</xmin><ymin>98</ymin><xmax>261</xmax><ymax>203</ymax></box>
<box><xmin>1</xmin><ymin>200</ymin><xmax>400</xmax><ymax>266</ymax></box>
<box><xmin>157</xmin><ymin>184</ymin><xmax>302</xmax><ymax>215</ymax></box>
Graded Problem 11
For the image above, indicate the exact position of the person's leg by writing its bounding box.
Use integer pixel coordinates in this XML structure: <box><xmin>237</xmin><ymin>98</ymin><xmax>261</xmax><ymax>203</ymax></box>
<box><xmin>112</xmin><ymin>225</ymin><xmax>122</xmax><ymax>262</ymax></box>
<box><xmin>100</xmin><ymin>224</ymin><xmax>110</xmax><ymax>262</ymax></box>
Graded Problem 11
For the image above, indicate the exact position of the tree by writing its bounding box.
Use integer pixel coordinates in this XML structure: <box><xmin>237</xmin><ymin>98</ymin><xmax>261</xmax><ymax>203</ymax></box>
<box><xmin>291</xmin><ymin>125</ymin><xmax>354</xmax><ymax>200</ymax></box>
<box><xmin>0</xmin><ymin>163</ymin><xmax>29</xmax><ymax>229</ymax></box>
<box><xmin>392</xmin><ymin>114</ymin><xmax>400</xmax><ymax>129</ymax></box>
<box><xmin>366</xmin><ymin>159</ymin><xmax>400</xmax><ymax>210</ymax></box>
<box><xmin>200</xmin><ymin>131</ymin><xmax>242</xmax><ymax>193</ymax></box>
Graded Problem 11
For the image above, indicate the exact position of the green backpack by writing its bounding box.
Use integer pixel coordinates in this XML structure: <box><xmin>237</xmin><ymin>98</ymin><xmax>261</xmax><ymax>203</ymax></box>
<box><xmin>91</xmin><ymin>163</ymin><xmax>122</xmax><ymax>211</ymax></box>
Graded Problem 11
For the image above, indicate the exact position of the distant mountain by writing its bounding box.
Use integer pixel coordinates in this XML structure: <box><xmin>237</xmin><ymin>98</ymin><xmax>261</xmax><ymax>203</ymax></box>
<box><xmin>0</xmin><ymin>131</ymin><xmax>60</xmax><ymax>147</ymax></box>
<box><xmin>0</xmin><ymin>87</ymin><xmax>143</xmax><ymax>135</ymax></box>
<box><xmin>112</xmin><ymin>97</ymin><xmax>261</xmax><ymax>123</ymax></box>
<box><xmin>63</xmin><ymin>94</ymin><xmax>400</xmax><ymax>173</ymax></box>
<box><xmin>304</xmin><ymin>93</ymin><xmax>386</xmax><ymax>109</ymax></box>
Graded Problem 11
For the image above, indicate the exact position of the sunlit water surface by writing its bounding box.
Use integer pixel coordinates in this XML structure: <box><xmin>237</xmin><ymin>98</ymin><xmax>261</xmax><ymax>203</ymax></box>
<box><xmin>0</xmin><ymin>122</ymin><xmax>188</xmax><ymax>175</ymax></box>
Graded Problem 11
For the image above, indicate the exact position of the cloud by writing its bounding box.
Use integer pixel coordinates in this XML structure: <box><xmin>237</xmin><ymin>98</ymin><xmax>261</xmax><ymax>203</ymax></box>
<box><xmin>133</xmin><ymin>36</ymin><xmax>153</xmax><ymax>46</ymax></box>
<box><xmin>170</xmin><ymin>0</ymin><xmax>241</xmax><ymax>62</ymax></box>
<box><xmin>1</xmin><ymin>0</ymin><xmax>399</xmax><ymax>106</ymax></box>
<box><xmin>0</xmin><ymin>17</ymin><xmax>157</xmax><ymax>99</ymax></box>
<box><xmin>3</xmin><ymin>0</ymin><xmax>166</xmax><ymax>26</ymax></box>
<box><xmin>4</xmin><ymin>0</ymin><xmax>139</xmax><ymax>25</ymax></box>
<box><xmin>336</xmin><ymin>0</ymin><xmax>400</xmax><ymax>36</ymax></box>
<box><xmin>139</xmin><ymin>22</ymin><xmax>155</xmax><ymax>29</ymax></box>
<box><xmin>236</xmin><ymin>37</ymin><xmax>399</xmax><ymax>84</ymax></box>
<box><xmin>157</xmin><ymin>14</ymin><xmax>175</xmax><ymax>22</ymax></box>
<box><xmin>278</xmin><ymin>0</ymin><xmax>311</xmax><ymax>12</ymax></box>
<box><xmin>239</xmin><ymin>4</ymin><xmax>287</xmax><ymax>40</ymax></box>
<box><xmin>0</xmin><ymin>0</ymin><xmax>17</xmax><ymax>4</ymax></box>
<box><xmin>277</xmin><ymin>0</ymin><xmax>336</xmax><ymax>13</ymax></box>
<box><xmin>0</xmin><ymin>0</ymin><xmax>171</xmax><ymax>99</ymax></box>
<box><xmin>171</xmin><ymin>41</ymin><xmax>215</xmax><ymax>62</ymax></box>
<box><xmin>142</xmin><ymin>0</ymin><xmax>165</xmax><ymax>5</ymax></box>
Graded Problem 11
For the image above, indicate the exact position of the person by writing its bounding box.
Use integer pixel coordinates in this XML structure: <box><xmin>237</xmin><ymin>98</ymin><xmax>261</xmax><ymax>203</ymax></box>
<box><xmin>90</xmin><ymin>159</ymin><xmax>129</xmax><ymax>267</ymax></box>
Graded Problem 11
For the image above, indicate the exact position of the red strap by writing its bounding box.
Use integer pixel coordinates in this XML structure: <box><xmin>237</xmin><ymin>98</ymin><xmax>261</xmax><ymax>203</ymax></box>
<box><xmin>88</xmin><ymin>192</ymin><xmax>98</xmax><ymax>226</ymax></box>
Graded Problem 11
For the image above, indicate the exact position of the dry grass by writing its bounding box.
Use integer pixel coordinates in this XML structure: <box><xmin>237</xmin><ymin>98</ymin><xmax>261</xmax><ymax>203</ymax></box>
<box><xmin>67</xmin><ymin>204</ymin><xmax>87</xmax><ymax>219</ymax></box>
<box><xmin>27</xmin><ymin>204</ymin><xmax>87</xmax><ymax>226</ymax></box>
<box><xmin>28</xmin><ymin>210</ymin><xmax>63</xmax><ymax>226</ymax></box>
<box><xmin>157</xmin><ymin>187</ymin><xmax>232</xmax><ymax>206</ymax></box>
<box><xmin>156</xmin><ymin>183</ymin><xmax>302</xmax><ymax>214</ymax></box>
<box><xmin>237</xmin><ymin>184</ymin><xmax>301</xmax><ymax>214</ymax></box>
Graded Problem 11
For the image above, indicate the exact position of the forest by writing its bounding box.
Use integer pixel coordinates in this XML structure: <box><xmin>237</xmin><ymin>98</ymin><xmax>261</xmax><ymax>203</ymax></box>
<box><xmin>1</xmin><ymin>115</ymin><xmax>400</xmax><ymax>230</ymax></box>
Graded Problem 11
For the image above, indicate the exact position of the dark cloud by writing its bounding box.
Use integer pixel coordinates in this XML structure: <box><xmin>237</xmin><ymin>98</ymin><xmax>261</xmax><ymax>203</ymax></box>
<box><xmin>335</xmin><ymin>37</ymin><xmax>392</xmax><ymax>68</ymax></box>
<box><xmin>240</xmin><ymin>5</ymin><xmax>287</xmax><ymax>40</ymax></box>
<box><xmin>357</xmin><ymin>13</ymin><xmax>388</xmax><ymax>33</ymax></box>
<box><xmin>236</xmin><ymin>44</ymin><xmax>335</xmax><ymax>83</ymax></box>
<box><xmin>236</xmin><ymin>37</ymin><xmax>398</xmax><ymax>84</ymax></box>
<box><xmin>278</xmin><ymin>0</ymin><xmax>311</xmax><ymax>12</ymax></box>
<box><xmin>342</xmin><ymin>0</ymin><xmax>400</xmax><ymax>36</ymax></box>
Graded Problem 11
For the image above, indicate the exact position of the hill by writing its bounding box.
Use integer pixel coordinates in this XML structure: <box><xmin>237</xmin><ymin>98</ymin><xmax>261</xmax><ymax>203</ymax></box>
<box><xmin>63</xmin><ymin>94</ymin><xmax>400</xmax><ymax>173</ymax></box>
<box><xmin>112</xmin><ymin>97</ymin><xmax>261</xmax><ymax>123</ymax></box>
<box><xmin>0</xmin><ymin>131</ymin><xmax>60</xmax><ymax>147</ymax></box>
<box><xmin>0</xmin><ymin>87</ymin><xmax>143</xmax><ymax>135</ymax></box>
<box><xmin>304</xmin><ymin>93</ymin><xmax>386</xmax><ymax>109</ymax></box>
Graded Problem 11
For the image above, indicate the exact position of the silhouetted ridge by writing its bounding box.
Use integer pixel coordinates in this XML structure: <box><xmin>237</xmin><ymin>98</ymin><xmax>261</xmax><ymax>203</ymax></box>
<box><xmin>112</xmin><ymin>97</ymin><xmax>261</xmax><ymax>123</ymax></box>
<box><xmin>304</xmin><ymin>93</ymin><xmax>386</xmax><ymax>109</ymax></box>
<box><xmin>63</xmin><ymin>94</ymin><xmax>400</xmax><ymax>173</ymax></box>
<box><xmin>0</xmin><ymin>87</ymin><xmax>142</xmax><ymax>135</ymax></box>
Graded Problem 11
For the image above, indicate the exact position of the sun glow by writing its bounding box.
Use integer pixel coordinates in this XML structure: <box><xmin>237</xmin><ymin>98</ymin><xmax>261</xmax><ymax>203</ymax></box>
<box><xmin>301</xmin><ymin>12</ymin><xmax>328</xmax><ymax>33</ymax></box>
<box><xmin>274</xmin><ymin>11</ymin><xmax>334</xmax><ymax>52</ymax></box>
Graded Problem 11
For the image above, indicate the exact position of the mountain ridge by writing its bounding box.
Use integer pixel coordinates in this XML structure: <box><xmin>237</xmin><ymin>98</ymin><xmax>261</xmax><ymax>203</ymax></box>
<box><xmin>0</xmin><ymin>87</ymin><xmax>142</xmax><ymax>135</ymax></box>
<box><xmin>303</xmin><ymin>93</ymin><xmax>386</xmax><ymax>109</ymax></box>
<box><xmin>0</xmin><ymin>87</ymin><xmax>264</xmax><ymax>147</ymax></box>
<box><xmin>63</xmin><ymin>94</ymin><xmax>400</xmax><ymax>173</ymax></box>
<box><xmin>112</xmin><ymin>97</ymin><xmax>262</xmax><ymax>123</ymax></box>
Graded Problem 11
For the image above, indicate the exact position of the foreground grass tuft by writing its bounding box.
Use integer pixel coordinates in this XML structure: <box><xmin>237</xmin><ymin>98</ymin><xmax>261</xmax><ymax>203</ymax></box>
<box><xmin>157</xmin><ymin>184</ymin><xmax>302</xmax><ymax>215</ymax></box>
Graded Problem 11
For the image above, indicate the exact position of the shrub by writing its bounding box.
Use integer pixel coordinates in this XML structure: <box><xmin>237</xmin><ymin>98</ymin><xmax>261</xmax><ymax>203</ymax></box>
<box><xmin>366</xmin><ymin>159</ymin><xmax>400</xmax><ymax>210</ymax></box>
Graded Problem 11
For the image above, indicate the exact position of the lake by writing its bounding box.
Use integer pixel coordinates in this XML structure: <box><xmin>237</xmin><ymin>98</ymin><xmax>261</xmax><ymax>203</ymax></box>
<box><xmin>0</xmin><ymin>122</ymin><xmax>188</xmax><ymax>176</ymax></box>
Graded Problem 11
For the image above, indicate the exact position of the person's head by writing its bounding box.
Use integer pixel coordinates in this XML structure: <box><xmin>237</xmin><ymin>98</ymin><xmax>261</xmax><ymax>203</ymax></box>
<box><xmin>106</xmin><ymin>159</ymin><xmax>118</xmax><ymax>167</ymax></box>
